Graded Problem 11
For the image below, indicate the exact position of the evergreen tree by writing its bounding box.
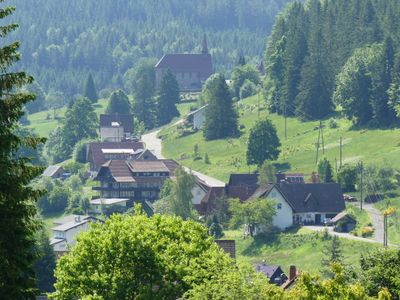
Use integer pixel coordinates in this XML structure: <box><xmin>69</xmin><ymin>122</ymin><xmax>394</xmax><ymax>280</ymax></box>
<box><xmin>0</xmin><ymin>4</ymin><xmax>45</xmax><ymax>297</ymax></box>
<box><xmin>157</xmin><ymin>69</ymin><xmax>180</xmax><ymax>126</ymax></box>
<box><xmin>246</xmin><ymin>119</ymin><xmax>281</xmax><ymax>166</ymax></box>
<box><xmin>203</xmin><ymin>74</ymin><xmax>239</xmax><ymax>140</ymax></box>
<box><xmin>318</xmin><ymin>158</ymin><xmax>334</xmax><ymax>183</ymax></box>
<box><xmin>105</xmin><ymin>89</ymin><xmax>131</xmax><ymax>114</ymax></box>
<box><xmin>84</xmin><ymin>73</ymin><xmax>98</xmax><ymax>103</ymax></box>
<box><xmin>34</xmin><ymin>227</ymin><xmax>56</xmax><ymax>293</ymax></box>
<box><xmin>237</xmin><ymin>54</ymin><xmax>246</xmax><ymax>66</ymax></box>
<box><xmin>208</xmin><ymin>215</ymin><xmax>224</xmax><ymax>239</ymax></box>
<box><xmin>321</xmin><ymin>235</ymin><xmax>343</xmax><ymax>278</ymax></box>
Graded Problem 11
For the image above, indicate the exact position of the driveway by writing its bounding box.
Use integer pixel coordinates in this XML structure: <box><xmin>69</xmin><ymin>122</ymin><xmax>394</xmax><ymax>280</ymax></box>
<box><xmin>141</xmin><ymin>127</ymin><xmax>225</xmax><ymax>187</ymax></box>
<box><xmin>363</xmin><ymin>203</ymin><xmax>384</xmax><ymax>243</ymax></box>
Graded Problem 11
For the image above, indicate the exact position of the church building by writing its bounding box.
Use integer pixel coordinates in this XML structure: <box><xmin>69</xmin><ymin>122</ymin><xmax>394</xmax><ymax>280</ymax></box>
<box><xmin>155</xmin><ymin>36</ymin><xmax>213</xmax><ymax>92</ymax></box>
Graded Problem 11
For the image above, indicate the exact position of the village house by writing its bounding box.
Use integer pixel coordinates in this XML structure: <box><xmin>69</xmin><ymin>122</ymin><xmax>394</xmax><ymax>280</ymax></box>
<box><xmin>254</xmin><ymin>262</ymin><xmax>288</xmax><ymax>286</ymax></box>
<box><xmin>250</xmin><ymin>182</ymin><xmax>345</xmax><ymax>230</ymax></box>
<box><xmin>86</xmin><ymin>141</ymin><xmax>145</xmax><ymax>172</ymax></box>
<box><xmin>92</xmin><ymin>159</ymin><xmax>179</xmax><ymax>210</ymax></box>
<box><xmin>99</xmin><ymin>114</ymin><xmax>134</xmax><ymax>142</ymax></box>
<box><xmin>155</xmin><ymin>36</ymin><xmax>213</xmax><ymax>92</ymax></box>
<box><xmin>50</xmin><ymin>215</ymin><xmax>100</xmax><ymax>257</ymax></box>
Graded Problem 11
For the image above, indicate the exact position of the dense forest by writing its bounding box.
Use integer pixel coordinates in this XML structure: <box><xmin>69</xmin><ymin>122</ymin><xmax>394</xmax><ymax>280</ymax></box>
<box><xmin>9</xmin><ymin>0</ymin><xmax>291</xmax><ymax>101</ymax></box>
<box><xmin>265</xmin><ymin>0</ymin><xmax>400</xmax><ymax>127</ymax></box>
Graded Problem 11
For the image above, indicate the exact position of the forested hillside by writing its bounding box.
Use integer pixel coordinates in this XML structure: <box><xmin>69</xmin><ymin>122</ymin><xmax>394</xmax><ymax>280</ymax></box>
<box><xmin>9</xmin><ymin>0</ymin><xmax>291</xmax><ymax>99</ymax></box>
<box><xmin>265</xmin><ymin>0</ymin><xmax>400</xmax><ymax>127</ymax></box>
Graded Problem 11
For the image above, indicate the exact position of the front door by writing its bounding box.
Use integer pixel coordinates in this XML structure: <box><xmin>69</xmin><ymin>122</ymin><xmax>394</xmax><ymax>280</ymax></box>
<box><xmin>315</xmin><ymin>214</ymin><xmax>321</xmax><ymax>224</ymax></box>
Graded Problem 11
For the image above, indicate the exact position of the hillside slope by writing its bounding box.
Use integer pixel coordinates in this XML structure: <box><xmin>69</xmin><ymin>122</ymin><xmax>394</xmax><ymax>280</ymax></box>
<box><xmin>161</xmin><ymin>95</ymin><xmax>400</xmax><ymax>182</ymax></box>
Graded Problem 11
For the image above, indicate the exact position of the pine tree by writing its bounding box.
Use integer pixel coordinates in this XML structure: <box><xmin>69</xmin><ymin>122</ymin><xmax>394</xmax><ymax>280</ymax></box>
<box><xmin>34</xmin><ymin>227</ymin><xmax>56</xmax><ymax>293</ymax></box>
<box><xmin>321</xmin><ymin>235</ymin><xmax>343</xmax><ymax>278</ymax></box>
<box><xmin>0</xmin><ymin>4</ymin><xmax>45</xmax><ymax>297</ymax></box>
<box><xmin>156</xmin><ymin>69</ymin><xmax>180</xmax><ymax>126</ymax></box>
<box><xmin>84</xmin><ymin>73</ymin><xmax>98</xmax><ymax>103</ymax></box>
<box><xmin>318</xmin><ymin>158</ymin><xmax>334</xmax><ymax>183</ymax></box>
<box><xmin>203</xmin><ymin>74</ymin><xmax>239</xmax><ymax>140</ymax></box>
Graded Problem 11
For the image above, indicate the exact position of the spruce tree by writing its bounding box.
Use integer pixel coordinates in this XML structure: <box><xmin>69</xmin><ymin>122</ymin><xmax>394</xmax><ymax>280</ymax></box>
<box><xmin>0</xmin><ymin>3</ymin><xmax>45</xmax><ymax>297</ymax></box>
<box><xmin>84</xmin><ymin>73</ymin><xmax>98</xmax><ymax>103</ymax></box>
<box><xmin>203</xmin><ymin>74</ymin><xmax>239</xmax><ymax>140</ymax></box>
<box><xmin>321</xmin><ymin>235</ymin><xmax>343</xmax><ymax>278</ymax></box>
<box><xmin>156</xmin><ymin>69</ymin><xmax>180</xmax><ymax>126</ymax></box>
<box><xmin>318</xmin><ymin>158</ymin><xmax>334</xmax><ymax>183</ymax></box>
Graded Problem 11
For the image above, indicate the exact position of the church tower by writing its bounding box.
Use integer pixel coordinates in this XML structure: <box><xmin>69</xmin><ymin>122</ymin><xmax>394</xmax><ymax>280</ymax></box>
<box><xmin>202</xmin><ymin>34</ymin><xmax>208</xmax><ymax>54</ymax></box>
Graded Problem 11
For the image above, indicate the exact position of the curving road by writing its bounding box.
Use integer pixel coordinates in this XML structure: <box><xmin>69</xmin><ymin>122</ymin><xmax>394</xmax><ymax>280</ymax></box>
<box><xmin>141</xmin><ymin>128</ymin><xmax>225</xmax><ymax>187</ymax></box>
<box><xmin>363</xmin><ymin>203</ymin><xmax>384</xmax><ymax>244</ymax></box>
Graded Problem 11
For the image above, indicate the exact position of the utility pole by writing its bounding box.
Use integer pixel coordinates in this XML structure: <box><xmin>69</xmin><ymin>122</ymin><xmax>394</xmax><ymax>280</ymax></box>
<box><xmin>360</xmin><ymin>161</ymin><xmax>363</xmax><ymax>211</ymax></box>
<box><xmin>339</xmin><ymin>136</ymin><xmax>343</xmax><ymax>169</ymax></box>
<box><xmin>384</xmin><ymin>214</ymin><xmax>387</xmax><ymax>248</ymax></box>
<box><xmin>315</xmin><ymin>122</ymin><xmax>321</xmax><ymax>165</ymax></box>
<box><xmin>335</xmin><ymin>157</ymin><xmax>338</xmax><ymax>174</ymax></box>
<box><xmin>257</xmin><ymin>86</ymin><xmax>260</xmax><ymax>119</ymax></box>
<box><xmin>320</xmin><ymin>121</ymin><xmax>325</xmax><ymax>155</ymax></box>
<box><xmin>284</xmin><ymin>104</ymin><xmax>287</xmax><ymax>139</ymax></box>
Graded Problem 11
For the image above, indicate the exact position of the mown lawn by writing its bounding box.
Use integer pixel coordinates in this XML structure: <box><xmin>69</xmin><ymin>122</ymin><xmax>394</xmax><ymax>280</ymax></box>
<box><xmin>223</xmin><ymin>229</ymin><xmax>380</xmax><ymax>276</ymax></box>
<box><xmin>162</xmin><ymin>95</ymin><xmax>400</xmax><ymax>182</ymax></box>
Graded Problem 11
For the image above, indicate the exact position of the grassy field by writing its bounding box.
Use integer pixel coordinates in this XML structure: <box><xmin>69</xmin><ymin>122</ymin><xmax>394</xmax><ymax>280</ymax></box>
<box><xmin>27</xmin><ymin>98</ymin><xmax>110</xmax><ymax>137</ymax></box>
<box><xmin>224</xmin><ymin>229</ymin><xmax>380</xmax><ymax>276</ymax></box>
<box><xmin>161</xmin><ymin>95</ymin><xmax>400</xmax><ymax>182</ymax></box>
<box><xmin>374</xmin><ymin>195</ymin><xmax>400</xmax><ymax>244</ymax></box>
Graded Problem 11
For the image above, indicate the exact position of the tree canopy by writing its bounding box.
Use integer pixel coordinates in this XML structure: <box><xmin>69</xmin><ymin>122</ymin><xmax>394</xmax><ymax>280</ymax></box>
<box><xmin>52</xmin><ymin>213</ymin><xmax>234</xmax><ymax>299</ymax></box>
<box><xmin>156</xmin><ymin>69</ymin><xmax>180</xmax><ymax>126</ymax></box>
<box><xmin>105</xmin><ymin>89</ymin><xmax>131</xmax><ymax>114</ymax></box>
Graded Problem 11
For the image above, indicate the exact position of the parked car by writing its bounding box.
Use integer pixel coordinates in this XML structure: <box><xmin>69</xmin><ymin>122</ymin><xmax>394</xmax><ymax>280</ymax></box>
<box><xmin>343</xmin><ymin>194</ymin><xmax>357</xmax><ymax>202</ymax></box>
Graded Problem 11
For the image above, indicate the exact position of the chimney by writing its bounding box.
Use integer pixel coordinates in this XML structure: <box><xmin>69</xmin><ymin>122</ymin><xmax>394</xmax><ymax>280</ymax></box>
<box><xmin>289</xmin><ymin>265</ymin><xmax>297</xmax><ymax>281</ymax></box>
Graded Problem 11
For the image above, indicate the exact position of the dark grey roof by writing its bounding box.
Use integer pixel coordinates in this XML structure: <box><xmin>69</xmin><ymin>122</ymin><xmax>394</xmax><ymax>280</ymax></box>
<box><xmin>278</xmin><ymin>183</ymin><xmax>345</xmax><ymax>213</ymax></box>
<box><xmin>155</xmin><ymin>54</ymin><xmax>212</xmax><ymax>76</ymax></box>
<box><xmin>228</xmin><ymin>173</ymin><xmax>259</xmax><ymax>187</ymax></box>
<box><xmin>249</xmin><ymin>183</ymin><xmax>345</xmax><ymax>213</ymax></box>
<box><xmin>100</xmin><ymin>114</ymin><xmax>134</xmax><ymax>133</ymax></box>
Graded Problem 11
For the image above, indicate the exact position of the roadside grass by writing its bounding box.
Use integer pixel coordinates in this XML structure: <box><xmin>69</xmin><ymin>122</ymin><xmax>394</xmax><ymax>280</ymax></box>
<box><xmin>345</xmin><ymin>203</ymin><xmax>372</xmax><ymax>235</ymax></box>
<box><xmin>223</xmin><ymin>229</ymin><xmax>379</xmax><ymax>276</ymax></box>
<box><xmin>162</xmin><ymin>95</ymin><xmax>400</xmax><ymax>182</ymax></box>
<box><xmin>374</xmin><ymin>194</ymin><xmax>400</xmax><ymax>244</ymax></box>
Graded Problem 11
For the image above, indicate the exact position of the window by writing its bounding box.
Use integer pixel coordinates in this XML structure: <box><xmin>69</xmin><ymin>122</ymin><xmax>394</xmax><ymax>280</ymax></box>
<box><xmin>277</xmin><ymin>203</ymin><xmax>282</xmax><ymax>210</ymax></box>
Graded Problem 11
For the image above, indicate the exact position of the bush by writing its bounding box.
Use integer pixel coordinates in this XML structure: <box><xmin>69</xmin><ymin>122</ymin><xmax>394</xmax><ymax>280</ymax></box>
<box><xmin>63</xmin><ymin>161</ymin><xmax>85</xmax><ymax>174</ymax></box>
<box><xmin>73</xmin><ymin>139</ymin><xmax>93</xmax><ymax>163</ymax></box>
<box><xmin>361</xmin><ymin>226</ymin><xmax>374</xmax><ymax>237</ymax></box>
<box><xmin>239</xmin><ymin>79</ymin><xmax>257</xmax><ymax>99</ymax></box>
<box><xmin>328</xmin><ymin>118</ymin><xmax>339</xmax><ymax>128</ymax></box>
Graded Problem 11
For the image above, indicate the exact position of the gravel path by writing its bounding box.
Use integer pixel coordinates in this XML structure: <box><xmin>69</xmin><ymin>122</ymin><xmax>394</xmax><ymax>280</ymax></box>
<box><xmin>363</xmin><ymin>203</ymin><xmax>384</xmax><ymax>243</ymax></box>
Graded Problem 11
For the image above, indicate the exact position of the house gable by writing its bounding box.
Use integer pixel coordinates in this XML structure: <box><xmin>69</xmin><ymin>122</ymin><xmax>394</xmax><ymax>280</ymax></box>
<box><xmin>263</xmin><ymin>187</ymin><xmax>293</xmax><ymax>230</ymax></box>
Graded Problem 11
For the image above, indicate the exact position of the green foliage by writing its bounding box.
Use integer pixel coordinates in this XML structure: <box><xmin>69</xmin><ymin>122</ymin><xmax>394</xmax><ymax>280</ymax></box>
<box><xmin>231</xmin><ymin>64</ymin><xmax>261</xmax><ymax>98</ymax></box>
<box><xmin>240</xmin><ymin>79</ymin><xmax>257</xmax><ymax>100</ymax></box>
<box><xmin>208</xmin><ymin>215</ymin><xmax>224</xmax><ymax>239</ymax></box>
<box><xmin>204</xmin><ymin>152</ymin><xmax>210</xmax><ymax>164</ymax></box>
<box><xmin>361</xmin><ymin>249</ymin><xmax>400</xmax><ymax>299</ymax></box>
<box><xmin>229</xmin><ymin>198</ymin><xmax>276</xmax><ymax>237</ymax></box>
<box><xmin>156</xmin><ymin>69</ymin><xmax>180</xmax><ymax>126</ymax></box>
<box><xmin>246</xmin><ymin>118</ymin><xmax>281</xmax><ymax>166</ymax></box>
<box><xmin>51</xmin><ymin>214</ymin><xmax>234</xmax><ymax>299</ymax></box>
<box><xmin>338</xmin><ymin>165</ymin><xmax>358</xmax><ymax>192</ymax></box>
<box><xmin>318</xmin><ymin>158</ymin><xmax>334</xmax><ymax>183</ymax></box>
<box><xmin>258</xmin><ymin>161</ymin><xmax>276</xmax><ymax>185</ymax></box>
<box><xmin>34</xmin><ymin>227</ymin><xmax>56</xmax><ymax>293</ymax></box>
<box><xmin>105</xmin><ymin>89</ymin><xmax>131</xmax><ymax>114</ymax></box>
<box><xmin>0</xmin><ymin>4</ymin><xmax>45</xmax><ymax>297</ymax></box>
<box><xmin>23</xmin><ymin>82</ymin><xmax>46</xmax><ymax>113</ymax></box>
<box><xmin>321</xmin><ymin>236</ymin><xmax>343</xmax><ymax>278</ymax></box>
<box><xmin>46</xmin><ymin>185</ymin><xmax>69</xmax><ymax>214</ymax></box>
<box><xmin>73</xmin><ymin>138</ymin><xmax>94</xmax><ymax>163</ymax></box>
<box><xmin>203</xmin><ymin>74</ymin><xmax>239</xmax><ymax>140</ymax></box>
<box><xmin>129</xmin><ymin>59</ymin><xmax>157</xmax><ymax>129</ymax></box>
<box><xmin>84</xmin><ymin>73</ymin><xmax>98</xmax><ymax>103</ymax></box>
<box><xmin>171</xmin><ymin>167</ymin><xmax>196</xmax><ymax>220</ymax></box>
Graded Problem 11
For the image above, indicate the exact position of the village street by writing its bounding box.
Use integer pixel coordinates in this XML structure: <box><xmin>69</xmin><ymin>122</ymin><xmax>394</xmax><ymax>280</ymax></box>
<box><xmin>141</xmin><ymin>128</ymin><xmax>225</xmax><ymax>187</ymax></box>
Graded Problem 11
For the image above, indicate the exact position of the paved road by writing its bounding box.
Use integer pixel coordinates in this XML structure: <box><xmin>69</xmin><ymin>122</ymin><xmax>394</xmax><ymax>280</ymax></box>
<box><xmin>363</xmin><ymin>203</ymin><xmax>384</xmax><ymax>243</ymax></box>
<box><xmin>305</xmin><ymin>226</ymin><xmax>382</xmax><ymax>244</ymax></box>
<box><xmin>141</xmin><ymin>128</ymin><xmax>225</xmax><ymax>187</ymax></box>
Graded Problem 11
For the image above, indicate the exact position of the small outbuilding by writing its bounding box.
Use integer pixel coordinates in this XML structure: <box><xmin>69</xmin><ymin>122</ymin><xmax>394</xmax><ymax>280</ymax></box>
<box><xmin>43</xmin><ymin>165</ymin><xmax>64</xmax><ymax>179</ymax></box>
<box><xmin>331</xmin><ymin>212</ymin><xmax>357</xmax><ymax>233</ymax></box>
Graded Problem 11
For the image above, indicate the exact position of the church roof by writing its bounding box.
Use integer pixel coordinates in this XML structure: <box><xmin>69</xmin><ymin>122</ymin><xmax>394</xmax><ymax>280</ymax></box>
<box><xmin>155</xmin><ymin>53</ymin><xmax>212</xmax><ymax>76</ymax></box>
